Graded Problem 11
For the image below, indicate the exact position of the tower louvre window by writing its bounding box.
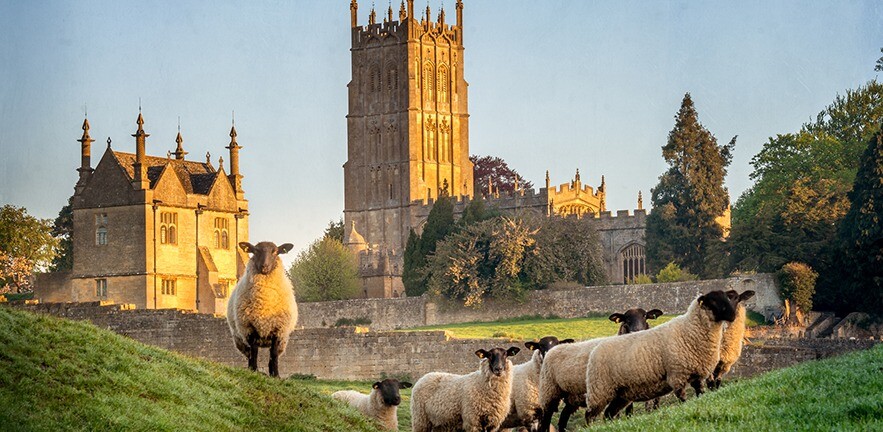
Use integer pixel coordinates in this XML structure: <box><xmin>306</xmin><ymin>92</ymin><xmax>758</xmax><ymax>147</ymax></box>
<box><xmin>438</xmin><ymin>65</ymin><xmax>448</xmax><ymax>103</ymax></box>
<box><xmin>423</xmin><ymin>62</ymin><xmax>434</xmax><ymax>101</ymax></box>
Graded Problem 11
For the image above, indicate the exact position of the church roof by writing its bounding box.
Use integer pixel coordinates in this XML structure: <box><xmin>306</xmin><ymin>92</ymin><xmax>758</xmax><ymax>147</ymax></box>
<box><xmin>113</xmin><ymin>151</ymin><xmax>219</xmax><ymax>195</ymax></box>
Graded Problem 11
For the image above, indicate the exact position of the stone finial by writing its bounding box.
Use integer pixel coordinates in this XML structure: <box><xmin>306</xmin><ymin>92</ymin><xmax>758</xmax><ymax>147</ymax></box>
<box><xmin>575</xmin><ymin>168</ymin><xmax>581</xmax><ymax>182</ymax></box>
<box><xmin>206</xmin><ymin>151</ymin><xmax>211</xmax><ymax>164</ymax></box>
<box><xmin>173</xmin><ymin>130</ymin><xmax>188</xmax><ymax>160</ymax></box>
<box><xmin>438</xmin><ymin>4</ymin><xmax>445</xmax><ymax>25</ymax></box>
<box><xmin>545</xmin><ymin>170</ymin><xmax>550</xmax><ymax>189</ymax></box>
<box><xmin>219</xmin><ymin>155</ymin><xmax>224</xmax><ymax>167</ymax></box>
<box><xmin>399</xmin><ymin>0</ymin><xmax>407</xmax><ymax>21</ymax></box>
<box><xmin>369</xmin><ymin>6</ymin><xmax>376</xmax><ymax>25</ymax></box>
<box><xmin>350</xmin><ymin>0</ymin><xmax>358</xmax><ymax>27</ymax></box>
<box><xmin>638</xmin><ymin>191</ymin><xmax>643</xmax><ymax>210</ymax></box>
<box><xmin>107</xmin><ymin>137</ymin><xmax>112</xmax><ymax>148</ymax></box>
<box><xmin>387</xmin><ymin>3</ymin><xmax>393</xmax><ymax>23</ymax></box>
<box><xmin>600</xmin><ymin>175</ymin><xmax>606</xmax><ymax>191</ymax></box>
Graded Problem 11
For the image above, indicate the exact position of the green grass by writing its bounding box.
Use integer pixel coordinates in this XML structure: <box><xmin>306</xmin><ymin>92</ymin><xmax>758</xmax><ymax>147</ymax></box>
<box><xmin>406</xmin><ymin>315</ymin><xmax>678</xmax><ymax>341</ymax></box>
<box><xmin>580</xmin><ymin>344</ymin><xmax>883</xmax><ymax>431</ymax></box>
<box><xmin>0</xmin><ymin>306</ymin><xmax>383</xmax><ymax>432</ymax></box>
<box><xmin>406</xmin><ymin>313</ymin><xmax>767</xmax><ymax>341</ymax></box>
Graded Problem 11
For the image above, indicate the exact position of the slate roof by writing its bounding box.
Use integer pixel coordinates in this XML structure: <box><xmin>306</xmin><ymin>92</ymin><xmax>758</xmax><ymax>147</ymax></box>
<box><xmin>113</xmin><ymin>152</ymin><xmax>221</xmax><ymax>195</ymax></box>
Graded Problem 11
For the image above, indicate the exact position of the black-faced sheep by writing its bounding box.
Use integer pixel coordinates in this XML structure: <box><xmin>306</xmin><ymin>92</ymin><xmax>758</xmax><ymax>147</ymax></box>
<box><xmin>501</xmin><ymin>336</ymin><xmax>574</xmax><ymax>431</ymax></box>
<box><xmin>707</xmin><ymin>289</ymin><xmax>755</xmax><ymax>390</ymax></box>
<box><xmin>332</xmin><ymin>378</ymin><xmax>412</xmax><ymax>431</ymax></box>
<box><xmin>226</xmin><ymin>241</ymin><xmax>297</xmax><ymax>378</ymax></box>
<box><xmin>583</xmin><ymin>291</ymin><xmax>737</xmax><ymax>423</ymax></box>
<box><xmin>537</xmin><ymin>307</ymin><xmax>662</xmax><ymax>432</ymax></box>
<box><xmin>411</xmin><ymin>346</ymin><xmax>520</xmax><ymax>432</ymax></box>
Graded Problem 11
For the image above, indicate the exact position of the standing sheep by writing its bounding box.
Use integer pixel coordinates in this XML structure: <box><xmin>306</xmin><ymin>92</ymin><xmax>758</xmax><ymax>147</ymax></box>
<box><xmin>501</xmin><ymin>336</ymin><xmax>574</xmax><ymax>432</ymax></box>
<box><xmin>332</xmin><ymin>378</ymin><xmax>412</xmax><ymax>431</ymax></box>
<box><xmin>411</xmin><ymin>346</ymin><xmax>520</xmax><ymax>432</ymax></box>
<box><xmin>707</xmin><ymin>289</ymin><xmax>755</xmax><ymax>390</ymax></box>
<box><xmin>226</xmin><ymin>241</ymin><xmax>298</xmax><ymax>378</ymax></box>
<box><xmin>583</xmin><ymin>291</ymin><xmax>737</xmax><ymax>423</ymax></box>
<box><xmin>537</xmin><ymin>308</ymin><xmax>662</xmax><ymax>432</ymax></box>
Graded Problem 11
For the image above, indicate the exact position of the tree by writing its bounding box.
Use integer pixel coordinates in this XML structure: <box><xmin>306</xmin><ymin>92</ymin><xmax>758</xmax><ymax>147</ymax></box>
<box><xmin>458</xmin><ymin>198</ymin><xmax>499</xmax><ymax>228</ymax></box>
<box><xmin>837</xmin><ymin>124</ymin><xmax>883</xmax><ymax>315</ymax></box>
<box><xmin>876</xmin><ymin>48</ymin><xmax>883</xmax><ymax>72</ymax></box>
<box><xmin>776</xmin><ymin>262</ymin><xmax>818</xmax><ymax>325</ymax></box>
<box><xmin>323</xmin><ymin>218</ymin><xmax>344</xmax><ymax>243</ymax></box>
<box><xmin>0</xmin><ymin>205</ymin><xmax>58</xmax><ymax>293</ymax></box>
<box><xmin>655</xmin><ymin>262</ymin><xmax>698</xmax><ymax>283</ymax></box>
<box><xmin>645</xmin><ymin>93</ymin><xmax>735</xmax><ymax>278</ymax></box>
<box><xmin>426</xmin><ymin>217</ymin><xmax>536</xmax><ymax>307</ymax></box>
<box><xmin>287</xmin><ymin>237</ymin><xmax>360</xmax><ymax>302</ymax></box>
<box><xmin>403</xmin><ymin>195</ymin><xmax>455</xmax><ymax>296</ymax></box>
<box><xmin>471</xmin><ymin>155</ymin><xmax>533</xmax><ymax>196</ymax></box>
<box><xmin>50</xmin><ymin>198</ymin><xmax>73</xmax><ymax>271</ymax></box>
<box><xmin>523</xmin><ymin>216</ymin><xmax>607</xmax><ymax>288</ymax></box>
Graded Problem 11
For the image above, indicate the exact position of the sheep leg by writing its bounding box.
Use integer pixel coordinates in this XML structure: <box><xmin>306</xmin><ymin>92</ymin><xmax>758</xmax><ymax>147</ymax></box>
<box><xmin>674</xmin><ymin>387</ymin><xmax>688</xmax><ymax>402</ymax></box>
<box><xmin>583</xmin><ymin>402</ymin><xmax>605</xmax><ymax>425</ymax></box>
<box><xmin>603</xmin><ymin>397</ymin><xmax>630</xmax><ymax>419</ymax></box>
<box><xmin>247</xmin><ymin>331</ymin><xmax>259</xmax><ymax>372</ymax></box>
<box><xmin>624</xmin><ymin>402</ymin><xmax>634</xmax><ymax>416</ymax></box>
<box><xmin>690</xmin><ymin>375</ymin><xmax>705</xmax><ymax>397</ymax></box>
<box><xmin>645</xmin><ymin>398</ymin><xmax>660</xmax><ymax>411</ymax></box>
<box><xmin>538</xmin><ymin>396</ymin><xmax>560</xmax><ymax>432</ymax></box>
<box><xmin>269</xmin><ymin>334</ymin><xmax>280</xmax><ymax>378</ymax></box>
<box><xmin>557</xmin><ymin>402</ymin><xmax>578</xmax><ymax>431</ymax></box>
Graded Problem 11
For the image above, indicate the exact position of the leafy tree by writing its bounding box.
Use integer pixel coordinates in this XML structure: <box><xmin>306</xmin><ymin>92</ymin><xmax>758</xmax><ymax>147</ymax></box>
<box><xmin>523</xmin><ymin>216</ymin><xmax>606</xmax><ymax>288</ymax></box>
<box><xmin>50</xmin><ymin>198</ymin><xmax>73</xmax><ymax>271</ymax></box>
<box><xmin>645</xmin><ymin>93</ymin><xmax>735</xmax><ymax>278</ymax></box>
<box><xmin>776</xmin><ymin>262</ymin><xmax>818</xmax><ymax>325</ymax></box>
<box><xmin>323</xmin><ymin>218</ymin><xmax>344</xmax><ymax>243</ymax></box>
<box><xmin>287</xmin><ymin>237</ymin><xmax>360</xmax><ymax>302</ymax></box>
<box><xmin>458</xmin><ymin>198</ymin><xmax>499</xmax><ymax>228</ymax></box>
<box><xmin>655</xmin><ymin>262</ymin><xmax>698</xmax><ymax>283</ymax></box>
<box><xmin>0</xmin><ymin>205</ymin><xmax>58</xmax><ymax>292</ymax></box>
<box><xmin>837</xmin><ymin>124</ymin><xmax>883</xmax><ymax>315</ymax></box>
<box><xmin>875</xmin><ymin>48</ymin><xmax>883</xmax><ymax>72</ymax></box>
<box><xmin>427</xmin><ymin>217</ymin><xmax>536</xmax><ymax>307</ymax></box>
<box><xmin>403</xmin><ymin>195</ymin><xmax>455</xmax><ymax>296</ymax></box>
<box><xmin>471</xmin><ymin>155</ymin><xmax>533</xmax><ymax>196</ymax></box>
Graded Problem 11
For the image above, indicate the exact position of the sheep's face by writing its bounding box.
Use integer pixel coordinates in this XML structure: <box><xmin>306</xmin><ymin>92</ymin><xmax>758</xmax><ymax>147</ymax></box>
<box><xmin>698</xmin><ymin>290</ymin><xmax>737</xmax><ymax>323</ymax></box>
<box><xmin>609</xmin><ymin>308</ymin><xmax>663</xmax><ymax>335</ymax></box>
<box><xmin>524</xmin><ymin>336</ymin><xmax>575</xmax><ymax>358</ymax></box>
<box><xmin>476</xmin><ymin>347</ymin><xmax>520</xmax><ymax>376</ymax></box>
<box><xmin>240</xmin><ymin>241</ymin><xmax>294</xmax><ymax>275</ymax></box>
<box><xmin>373</xmin><ymin>379</ymin><xmax>412</xmax><ymax>406</ymax></box>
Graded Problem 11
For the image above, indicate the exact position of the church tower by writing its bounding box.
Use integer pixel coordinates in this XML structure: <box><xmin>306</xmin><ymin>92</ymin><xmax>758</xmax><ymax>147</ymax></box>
<box><xmin>344</xmin><ymin>1</ymin><xmax>473</xmax><ymax>296</ymax></box>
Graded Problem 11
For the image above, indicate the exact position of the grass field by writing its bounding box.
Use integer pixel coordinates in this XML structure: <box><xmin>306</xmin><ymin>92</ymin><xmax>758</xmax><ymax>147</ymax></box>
<box><xmin>0</xmin><ymin>306</ymin><xmax>382</xmax><ymax>432</ymax></box>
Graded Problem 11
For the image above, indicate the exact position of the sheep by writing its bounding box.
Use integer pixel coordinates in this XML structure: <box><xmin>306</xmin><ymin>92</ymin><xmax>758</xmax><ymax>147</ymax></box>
<box><xmin>500</xmin><ymin>336</ymin><xmax>574</xmax><ymax>432</ymax></box>
<box><xmin>411</xmin><ymin>346</ymin><xmax>520</xmax><ymax>432</ymax></box>
<box><xmin>332</xmin><ymin>378</ymin><xmax>412</xmax><ymax>431</ymax></box>
<box><xmin>537</xmin><ymin>308</ymin><xmax>662</xmax><ymax>432</ymax></box>
<box><xmin>583</xmin><ymin>290</ymin><xmax>737</xmax><ymax>423</ymax></box>
<box><xmin>706</xmin><ymin>289</ymin><xmax>756</xmax><ymax>390</ymax></box>
<box><xmin>226</xmin><ymin>241</ymin><xmax>297</xmax><ymax>378</ymax></box>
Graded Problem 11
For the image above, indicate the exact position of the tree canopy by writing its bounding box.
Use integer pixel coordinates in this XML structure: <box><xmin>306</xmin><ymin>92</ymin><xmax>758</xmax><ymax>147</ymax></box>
<box><xmin>645</xmin><ymin>93</ymin><xmax>734</xmax><ymax>278</ymax></box>
<box><xmin>471</xmin><ymin>154</ymin><xmax>533</xmax><ymax>196</ymax></box>
<box><xmin>0</xmin><ymin>205</ymin><xmax>58</xmax><ymax>293</ymax></box>
<box><xmin>287</xmin><ymin>237</ymin><xmax>360</xmax><ymax>302</ymax></box>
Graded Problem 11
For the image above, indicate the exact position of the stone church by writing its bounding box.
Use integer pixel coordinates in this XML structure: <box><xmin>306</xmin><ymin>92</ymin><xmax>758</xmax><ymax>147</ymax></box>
<box><xmin>342</xmin><ymin>1</ymin><xmax>674</xmax><ymax>297</ymax></box>
<box><xmin>35</xmin><ymin>114</ymin><xmax>249</xmax><ymax>314</ymax></box>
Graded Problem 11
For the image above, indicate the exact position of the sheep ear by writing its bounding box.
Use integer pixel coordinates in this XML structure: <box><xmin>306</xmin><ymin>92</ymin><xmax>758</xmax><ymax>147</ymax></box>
<box><xmin>399</xmin><ymin>382</ymin><xmax>412</xmax><ymax>389</ymax></box>
<box><xmin>740</xmin><ymin>290</ymin><xmax>756</xmax><ymax>302</ymax></box>
<box><xmin>372</xmin><ymin>382</ymin><xmax>380</xmax><ymax>389</ymax></box>
<box><xmin>239</xmin><ymin>242</ymin><xmax>255</xmax><ymax>253</ymax></box>
<box><xmin>609</xmin><ymin>313</ymin><xmax>623</xmax><ymax>323</ymax></box>
<box><xmin>645</xmin><ymin>309</ymin><xmax>663</xmax><ymax>320</ymax></box>
<box><xmin>507</xmin><ymin>346</ymin><xmax>520</xmax><ymax>357</ymax></box>
<box><xmin>559</xmin><ymin>338</ymin><xmax>575</xmax><ymax>344</ymax></box>
<box><xmin>525</xmin><ymin>341</ymin><xmax>539</xmax><ymax>351</ymax></box>
<box><xmin>475</xmin><ymin>349</ymin><xmax>486</xmax><ymax>359</ymax></box>
<box><xmin>277</xmin><ymin>243</ymin><xmax>294</xmax><ymax>254</ymax></box>
<box><xmin>697</xmin><ymin>295</ymin><xmax>706</xmax><ymax>308</ymax></box>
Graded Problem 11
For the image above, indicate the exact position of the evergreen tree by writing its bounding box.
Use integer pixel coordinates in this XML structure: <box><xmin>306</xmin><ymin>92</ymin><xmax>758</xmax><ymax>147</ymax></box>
<box><xmin>646</xmin><ymin>93</ymin><xmax>735</xmax><ymax>278</ymax></box>
<box><xmin>402</xmin><ymin>195</ymin><xmax>455</xmax><ymax>296</ymax></box>
<box><xmin>323</xmin><ymin>218</ymin><xmax>345</xmax><ymax>243</ymax></box>
<box><xmin>50</xmin><ymin>198</ymin><xmax>73</xmax><ymax>271</ymax></box>
<box><xmin>838</xmin><ymin>124</ymin><xmax>883</xmax><ymax>315</ymax></box>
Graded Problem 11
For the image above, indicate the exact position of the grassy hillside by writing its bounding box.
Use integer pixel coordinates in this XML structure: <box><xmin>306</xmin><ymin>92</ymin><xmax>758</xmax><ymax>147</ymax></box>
<box><xmin>0</xmin><ymin>306</ymin><xmax>382</xmax><ymax>432</ymax></box>
<box><xmin>580</xmin><ymin>344</ymin><xmax>883</xmax><ymax>431</ymax></box>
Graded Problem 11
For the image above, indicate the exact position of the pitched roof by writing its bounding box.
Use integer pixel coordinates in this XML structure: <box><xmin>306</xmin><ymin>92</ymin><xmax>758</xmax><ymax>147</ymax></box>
<box><xmin>112</xmin><ymin>152</ymin><xmax>222</xmax><ymax>195</ymax></box>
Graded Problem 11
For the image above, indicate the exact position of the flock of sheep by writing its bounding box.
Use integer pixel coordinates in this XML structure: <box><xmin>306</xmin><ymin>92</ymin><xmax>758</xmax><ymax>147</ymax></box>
<box><xmin>226</xmin><ymin>241</ymin><xmax>755</xmax><ymax>432</ymax></box>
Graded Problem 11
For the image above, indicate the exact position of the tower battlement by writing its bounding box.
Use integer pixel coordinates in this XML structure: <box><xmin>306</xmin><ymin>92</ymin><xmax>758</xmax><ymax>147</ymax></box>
<box><xmin>351</xmin><ymin>1</ymin><xmax>463</xmax><ymax>47</ymax></box>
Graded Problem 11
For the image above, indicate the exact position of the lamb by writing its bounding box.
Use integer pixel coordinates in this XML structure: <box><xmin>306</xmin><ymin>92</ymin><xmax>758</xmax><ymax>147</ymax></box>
<box><xmin>583</xmin><ymin>290</ymin><xmax>737</xmax><ymax>423</ymax></box>
<box><xmin>537</xmin><ymin>308</ymin><xmax>662</xmax><ymax>432</ymax></box>
<box><xmin>226</xmin><ymin>241</ymin><xmax>298</xmax><ymax>377</ymax></box>
<box><xmin>332</xmin><ymin>378</ymin><xmax>412</xmax><ymax>431</ymax></box>
<box><xmin>410</xmin><ymin>346</ymin><xmax>520</xmax><ymax>432</ymax></box>
<box><xmin>500</xmin><ymin>336</ymin><xmax>574</xmax><ymax>432</ymax></box>
<box><xmin>707</xmin><ymin>289</ymin><xmax>755</xmax><ymax>390</ymax></box>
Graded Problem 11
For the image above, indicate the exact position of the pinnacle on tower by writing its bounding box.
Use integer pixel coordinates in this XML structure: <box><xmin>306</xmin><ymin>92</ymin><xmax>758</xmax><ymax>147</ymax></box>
<box><xmin>75</xmin><ymin>117</ymin><xmax>96</xmax><ymax>193</ymax></box>
<box><xmin>438</xmin><ymin>4</ymin><xmax>445</xmax><ymax>25</ymax></box>
<box><xmin>387</xmin><ymin>2</ymin><xmax>393</xmax><ymax>23</ymax></box>
<box><xmin>131</xmin><ymin>112</ymin><xmax>150</xmax><ymax>190</ymax></box>
<box><xmin>173</xmin><ymin>128</ymin><xmax>188</xmax><ymax>160</ymax></box>
<box><xmin>456</xmin><ymin>0</ymin><xmax>463</xmax><ymax>27</ymax></box>
<box><xmin>399</xmin><ymin>1</ymin><xmax>407</xmax><ymax>21</ymax></box>
<box><xmin>350</xmin><ymin>0</ymin><xmax>358</xmax><ymax>27</ymax></box>
<box><xmin>226</xmin><ymin>122</ymin><xmax>244</xmax><ymax>195</ymax></box>
<box><xmin>545</xmin><ymin>170</ymin><xmax>551</xmax><ymax>189</ymax></box>
<box><xmin>637</xmin><ymin>190</ymin><xmax>644</xmax><ymax>210</ymax></box>
<box><xmin>369</xmin><ymin>4</ymin><xmax>377</xmax><ymax>25</ymax></box>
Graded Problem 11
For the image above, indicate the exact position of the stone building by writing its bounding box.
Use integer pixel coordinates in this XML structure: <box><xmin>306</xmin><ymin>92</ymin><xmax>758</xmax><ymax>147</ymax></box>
<box><xmin>35</xmin><ymin>114</ymin><xmax>249</xmax><ymax>315</ymax></box>
<box><xmin>342</xmin><ymin>1</ymin><xmax>665</xmax><ymax>295</ymax></box>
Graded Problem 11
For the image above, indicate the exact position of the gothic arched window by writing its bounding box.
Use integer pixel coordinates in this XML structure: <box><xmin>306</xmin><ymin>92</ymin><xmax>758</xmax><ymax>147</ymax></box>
<box><xmin>620</xmin><ymin>243</ymin><xmax>647</xmax><ymax>283</ymax></box>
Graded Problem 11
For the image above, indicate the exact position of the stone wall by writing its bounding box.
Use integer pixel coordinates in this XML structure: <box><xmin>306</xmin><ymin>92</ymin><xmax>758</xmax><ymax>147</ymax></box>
<box><xmin>297</xmin><ymin>274</ymin><xmax>781</xmax><ymax>331</ymax></box>
<box><xmin>12</xmin><ymin>299</ymin><xmax>875</xmax><ymax>382</ymax></box>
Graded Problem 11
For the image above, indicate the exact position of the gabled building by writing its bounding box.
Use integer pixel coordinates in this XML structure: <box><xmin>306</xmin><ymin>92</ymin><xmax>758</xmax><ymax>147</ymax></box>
<box><xmin>36</xmin><ymin>114</ymin><xmax>249</xmax><ymax>315</ymax></box>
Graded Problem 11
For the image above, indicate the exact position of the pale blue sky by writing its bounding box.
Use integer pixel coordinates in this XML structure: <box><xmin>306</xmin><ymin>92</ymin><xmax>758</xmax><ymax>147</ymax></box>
<box><xmin>1</xmin><ymin>1</ymin><xmax>881</xmax><ymax>260</ymax></box>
